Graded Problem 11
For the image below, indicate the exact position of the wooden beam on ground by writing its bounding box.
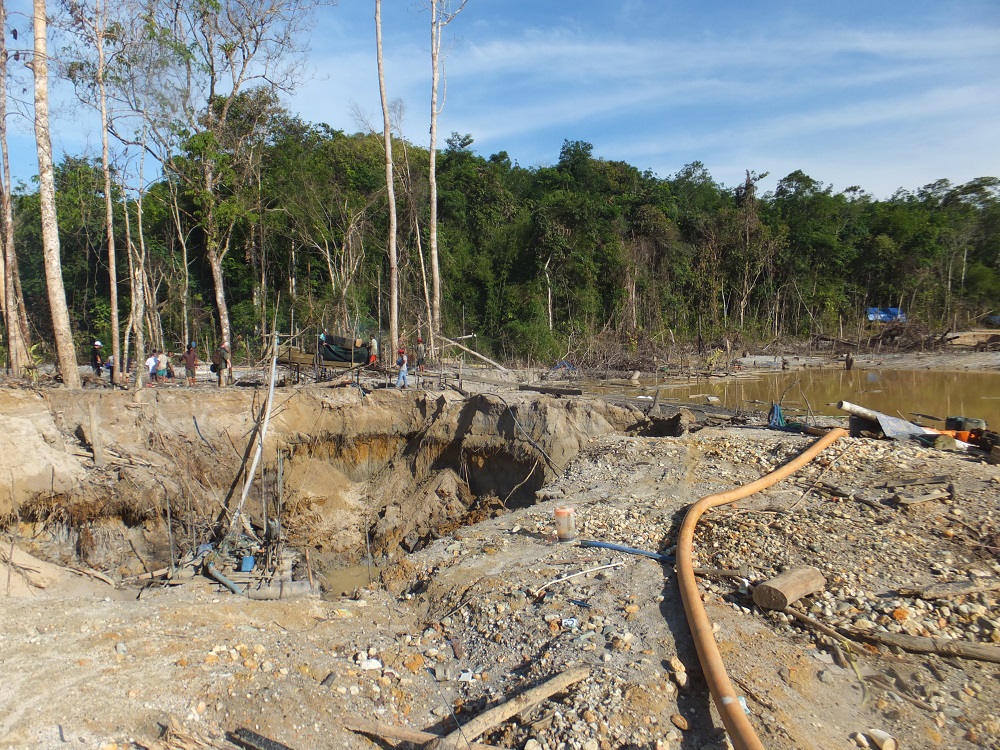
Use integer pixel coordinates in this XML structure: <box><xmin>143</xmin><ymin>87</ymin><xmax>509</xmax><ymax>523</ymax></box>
<box><xmin>901</xmin><ymin>577</ymin><xmax>1000</xmax><ymax>600</ymax></box>
<box><xmin>342</xmin><ymin>718</ymin><xmax>496</xmax><ymax>750</ymax></box>
<box><xmin>425</xmin><ymin>667</ymin><xmax>590</xmax><ymax>749</ymax></box>
<box><xmin>517</xmin><ymin>384</ymin><xmax>583</xmax><ymax>397</ymax></box>
<box><xmin>841</xmin><ymin>627</ymin><xmax>1000</xmax><ymax>664</ymax></box>
<box><xmin>883</xmin><ymin>475</ymin><xmax>950</xmax><ymax>489</ymax></box>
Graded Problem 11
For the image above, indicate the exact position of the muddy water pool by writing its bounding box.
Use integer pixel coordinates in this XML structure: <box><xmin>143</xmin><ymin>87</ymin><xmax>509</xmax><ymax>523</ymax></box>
<box><xmin>601</xmin><ymin>369</ymin><xmax>1000</xmax><ymax>428</ymax></box>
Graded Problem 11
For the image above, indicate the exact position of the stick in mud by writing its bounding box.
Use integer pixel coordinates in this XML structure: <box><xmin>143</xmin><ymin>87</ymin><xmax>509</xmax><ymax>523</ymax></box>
<box><xmin>425</xmin><ymin>667</ymin><xmax>591</xmax><ymax>750</ymax></box>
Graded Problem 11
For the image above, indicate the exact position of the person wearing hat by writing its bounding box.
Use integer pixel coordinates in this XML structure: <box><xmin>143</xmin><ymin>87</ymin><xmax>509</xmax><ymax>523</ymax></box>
<box><xmin>90</xmin><ymin>340</ymin><xmax>104</xmax><ymax>378</ymax></box>
<box><xmin>394</xmin><ymin>345</ymin><xmax>408</xmax><ymax>389</ymax></box>
<box><xmin>416</xmin><ymin>336</ymin><xmax>426</xmax><ymax>374</ymax></box>
<box><xmin>182</xmin><ymin>342</ymin><xmax>199</xmax><ymax>387</ymax></box>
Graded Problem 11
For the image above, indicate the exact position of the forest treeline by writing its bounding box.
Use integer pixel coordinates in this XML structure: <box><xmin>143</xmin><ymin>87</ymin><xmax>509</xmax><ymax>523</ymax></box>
<box><xmin>2</xmin><ymin>0</ymin><xmax>998</xmax><ymax>379</ymax></box>
<box><xmin>9</xmin><ymin>129</ymin><xmax>1000</xmax><ymax>366</ymax></box>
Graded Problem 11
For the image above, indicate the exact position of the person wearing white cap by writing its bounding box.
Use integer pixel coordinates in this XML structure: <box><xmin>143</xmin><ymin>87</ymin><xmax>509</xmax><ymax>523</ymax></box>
<box><xmin>90</xmin><ymin>340</ymin><xmax>104</xmax><ymax>378</ymax></box>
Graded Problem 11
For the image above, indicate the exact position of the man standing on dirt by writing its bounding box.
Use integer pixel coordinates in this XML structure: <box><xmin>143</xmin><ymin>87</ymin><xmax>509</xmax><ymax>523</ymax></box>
<box><xmin>182</xmin><ymin>343</ymin><xmax>198</xmax><ymax>387</ymax></box>
<box><xmin>416</xmin><ymin>337</ymin><xmax>426</xmax><ymax>374</ymax></box>
<box><xmin>145</xmin><ymin>352</ymin><xmax>158</xmax><ymax>384</ymax></box>
<box><xmin>90</xmin><ymin>341</ymin><xmax>104</xmax><ymax>378</ymax></box>
<box><xmin>156</xmin><ymin>350</ymin><xmax>169</xmax><ymax>382</ymax></box>
<box><xmin>368</xmin><ymin>333</ymin><xmax>379</xmax><ymax>366</ymax></box>
<box><xmin>395</xmin><ymin>346</ymin><xmax>408</xmax><ymax>389</ymax></box>
<box><xmin>212</xmin><ymin>344</ymin><xmax>231</xmax><ymax>387</ymax></box>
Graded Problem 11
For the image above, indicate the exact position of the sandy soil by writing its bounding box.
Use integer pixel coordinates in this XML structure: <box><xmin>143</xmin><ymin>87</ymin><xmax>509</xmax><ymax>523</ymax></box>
<box><xmin>1</xmin><ymin>359</ymin><xmax>999</xmax><ymax>750</ymax></box>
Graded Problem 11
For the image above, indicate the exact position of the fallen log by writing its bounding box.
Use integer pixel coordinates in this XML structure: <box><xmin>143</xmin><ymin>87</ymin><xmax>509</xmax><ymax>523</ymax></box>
<box><xmin>343</xmin><ymin>718</ymin><xmax>496</xmax><ymax>749</ymax></box>
<box><xmin>900</xmin><ymin>577</ymin><xmax>1000</xmax><ymax>600</ymax></box>
<box><xmin>425</xmin><ymin>667</ymin><xmax>590</xmax><ymax>749</ymax></box>
<box><xmin>517</xmin><ymin>384</ymin><xmax>583</xmax><ymax>397</ymax></box>
<box><xmin>439</xmin><ymin>336</ymin><xmax>509</xmax><ymax>372</ymax></box>
<box><xmin>752</xmin><ymin>566</ymin><xmax>826</xmax><ymax>610</ymax></box>
<box><xmin>840</xmin><ymin>627</ymin><xmax>1000</xmax><ymax>664</ymax></box>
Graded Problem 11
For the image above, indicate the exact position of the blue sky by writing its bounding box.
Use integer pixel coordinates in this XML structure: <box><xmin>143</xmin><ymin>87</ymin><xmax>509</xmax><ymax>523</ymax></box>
<box><xmin>294</xmin><ymin>0</ymin><xmax>1000</xmax><ymax>197</ymax></box>
<box><xmin>13</xmin><ymin>0</ymin><xmax>1000</xmax><ymax>198</ymax></box>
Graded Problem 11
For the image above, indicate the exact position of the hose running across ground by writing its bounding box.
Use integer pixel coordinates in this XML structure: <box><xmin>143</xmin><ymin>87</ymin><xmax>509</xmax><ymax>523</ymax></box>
<box><xmin>676</xmin><ymin>428</ymin><xmax>848</xmax><ymax>750</ymax></box>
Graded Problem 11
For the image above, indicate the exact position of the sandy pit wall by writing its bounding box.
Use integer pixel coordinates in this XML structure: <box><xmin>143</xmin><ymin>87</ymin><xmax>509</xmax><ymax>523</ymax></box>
<box><xmin>0</xmin><ymin>385</ymin><xmax>645</xmax><ymax>574</ymax></box>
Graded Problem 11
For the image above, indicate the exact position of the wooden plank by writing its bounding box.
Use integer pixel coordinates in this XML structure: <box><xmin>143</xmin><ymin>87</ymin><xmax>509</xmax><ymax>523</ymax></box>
<box><xmin>884</xmin><ymin>475</ymin><xmax>950</xmax><ymax>489</ymax></box>
<box><xmin>895</xmin><ymin>488</ymin><xmax>951</xmax><ymax>505</ymax></box>
<box><xmin>517</xmin><ymin>384</ymin><xmax>583</xmax><ymax>397</ymax></box>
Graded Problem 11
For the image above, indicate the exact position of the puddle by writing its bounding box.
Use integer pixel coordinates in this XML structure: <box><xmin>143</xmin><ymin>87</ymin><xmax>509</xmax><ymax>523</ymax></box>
<box><xmin>319</xmin><ymin>563</ymin><xmax>382</xmax><ymax>598</ymax></box>
<box><xmin>600</xmin><ymin>369</ymin><xmax>1000</xmax><ymax>428</ymax></box>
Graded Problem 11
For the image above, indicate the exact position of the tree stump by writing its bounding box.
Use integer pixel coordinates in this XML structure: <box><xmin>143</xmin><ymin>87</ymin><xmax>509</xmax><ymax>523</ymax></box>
<box><xmin>752</xmin><ymin>566</ymin><xmax>826</xmax><ymax>610</ymax></box>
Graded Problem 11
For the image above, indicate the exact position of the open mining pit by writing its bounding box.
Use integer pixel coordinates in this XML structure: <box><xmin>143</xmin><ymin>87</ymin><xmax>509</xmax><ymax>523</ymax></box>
<box><xmin>0</xmin><ymin>385</ymin><xmax>650</xmax><ymax>590</ymax></box>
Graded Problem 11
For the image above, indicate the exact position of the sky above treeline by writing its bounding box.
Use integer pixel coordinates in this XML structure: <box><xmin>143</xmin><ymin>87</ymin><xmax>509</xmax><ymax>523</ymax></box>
<box><xmin>15</xmin><ymin>0</ymin><xmax>1000</xmax><ymax>199</ymax></box>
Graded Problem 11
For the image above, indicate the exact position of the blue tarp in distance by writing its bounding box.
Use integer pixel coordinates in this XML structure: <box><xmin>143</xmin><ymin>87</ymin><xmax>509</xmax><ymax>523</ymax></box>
<box><xmin>867</xmin><ymin>307</ymin><xmax>907</xmax><ymax>323</ymax></box>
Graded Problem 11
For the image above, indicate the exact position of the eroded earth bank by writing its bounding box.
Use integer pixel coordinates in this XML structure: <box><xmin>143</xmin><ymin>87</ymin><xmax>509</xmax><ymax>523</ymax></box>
<box><xmin>1</xmin><ymin>383</ymin><xmax>999</xmax><ymax>750</ymax></box>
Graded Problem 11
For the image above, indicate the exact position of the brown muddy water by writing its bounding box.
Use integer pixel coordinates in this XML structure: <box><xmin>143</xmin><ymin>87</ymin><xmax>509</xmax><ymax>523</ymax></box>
<box><xmin>603</xmin><ymin>369</ymin><xmax>1000</xmax><ymax>428</ymax></box>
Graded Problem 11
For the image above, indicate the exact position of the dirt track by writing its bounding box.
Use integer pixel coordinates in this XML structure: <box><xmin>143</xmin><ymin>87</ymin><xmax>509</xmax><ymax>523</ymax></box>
<box><xmin>1</xmin><ymin>370</ymin><xmax>999</xmax><ymax>750</ymax></box>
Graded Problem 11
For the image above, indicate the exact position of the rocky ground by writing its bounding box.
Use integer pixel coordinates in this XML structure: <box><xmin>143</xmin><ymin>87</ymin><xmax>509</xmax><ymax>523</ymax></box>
<box><xmin>1</xmin><ymin>362</ymin><xmax>999</xmax><ymax>750</ymax></box>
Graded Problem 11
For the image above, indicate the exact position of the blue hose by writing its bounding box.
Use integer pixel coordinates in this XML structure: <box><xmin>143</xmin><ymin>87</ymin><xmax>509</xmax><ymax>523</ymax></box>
<box><xmin>206</xmin><ymin>560</ymin><xmax>244</xmax><ymax>595</ymax></box>
<box><xmin>579</xmin><ymin>540</ymin><xmax>674</xmax><ymax>563</ymax></box>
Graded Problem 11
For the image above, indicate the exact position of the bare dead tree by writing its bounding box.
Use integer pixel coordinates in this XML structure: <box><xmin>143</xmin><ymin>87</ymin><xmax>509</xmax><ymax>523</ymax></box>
<box><xmin>0</xmin><ymin>0</ymin><xmax>31</xmax><ymax>376</ymax></box>
<box><xmin>376</xmin><ymin>0</ymin><xmax>399</xmax><ymax>352</ymax></box>
<box><xmin>427</xmin><ymin>0</ymin><xmax>468</xmax><ymax>343</ymax></box>
<box><xmin>32</xmin><ymin>0</ymin><xmax>79</xmax><ymax>387</ymax></box>
<box><xmin>63</xmin><ymin>0</ymin><xmax>123</xmax><ymax>383</ymax></box>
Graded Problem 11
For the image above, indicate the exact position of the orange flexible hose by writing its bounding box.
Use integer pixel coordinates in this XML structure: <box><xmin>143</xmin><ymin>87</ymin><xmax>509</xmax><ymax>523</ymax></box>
<box><xmin>676</xmin><ymin>428</ymin><xmax>848</xmax><ymax>750</ymax></box>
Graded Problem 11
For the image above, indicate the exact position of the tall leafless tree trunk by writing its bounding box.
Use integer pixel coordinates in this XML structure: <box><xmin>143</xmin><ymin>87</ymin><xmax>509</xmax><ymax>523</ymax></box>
<box><xmin>95</xmin><ymin>0</ymin><xmax>120</xmax><ymax>383</ymax></box>
<box><xmin>427</xmin><ymin>0</ymin><xmax>467</xmax><ymax>340</ymax></box>
<box><xmin>69</xmin><ymin>0</ymin><xmax>124</xmax><ymax>383</ymax></box>
<box><xmin>0</xmin><ymin>0</ymin><xmax>31</xmax><ymax>376</ymax></box>
<box><xmin>376</xmin><ymin>0</ymin><xmax>399</xmax><ymax>352</ymax></box>
<box><xmin>121</xmin><ymin>176</ymin><xmax>145</xmax><ymax>389</ymax></box>
<box><xmin>33</xmin><ymin>0</ymin><xmax>80</xmax><ymax>387</ymax></box>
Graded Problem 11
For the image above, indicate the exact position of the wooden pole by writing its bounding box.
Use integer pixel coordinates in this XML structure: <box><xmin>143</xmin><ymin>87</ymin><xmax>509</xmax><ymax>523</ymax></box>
<box><xmin>87</xmin><ymin>401</ymin><xmax>105</xmax><ymax>468</ymax></box>
<box><xmin>439</xmin><ymin>336</ymin><xmax>508</xmax><ymax>372</ymax></box>
<box><xmin>842</xmin><ymin>627</ymin><xmax>1000</xmax><ymax>664</ymax></box>
<box><xmin>343</xmin><ymin>718</ymin><xmax>495</xmax><ymax>749</ymax></box>
<box><xmin>428</xmin><ymin>667</ymin><xmax>590</xmax><ymax>749</ymax></box>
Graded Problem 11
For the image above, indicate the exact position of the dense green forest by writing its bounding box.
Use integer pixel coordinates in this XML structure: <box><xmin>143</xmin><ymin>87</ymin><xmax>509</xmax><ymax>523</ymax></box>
<box><xmin>0</xmin><ymin>0</ymin><xmax>1000</xmax><ymax>387</ymax></box>
<box><xmin>8</xmin><ymin>123</ymin><xmax>998</xmax><ymax>367</ymax></box>
<box><xmin>2</xmin><ymin>0</ymin><xmax>998</xmax><ymax>381</ymax></box>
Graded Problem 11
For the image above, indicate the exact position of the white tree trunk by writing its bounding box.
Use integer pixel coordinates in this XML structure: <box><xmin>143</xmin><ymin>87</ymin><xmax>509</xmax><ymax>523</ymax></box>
<box><xmin>33</xmin><ymin>0</ymin><xmax>80</xmax><ymax>388</ymax></box>
<box><xmin>0</xmin><ymin>0</ymin><xmax>30</xmax><ymax>376</ymax></box>
<box><xmin>428</xmin><ymin>1</ymin><xmax>442</xmax><ymax>335</ymax></box>
<box><xmin>376</xmin><ymin>0</ymin><xmax>399</xmax><ymax>352</ymax></box>
<box><xmin>95</xmin><ymin>0</ymin><xmax>121</xmax><ymax>384</ymax></box>
<box><xmin>121</xmin><ymin>179</ymin><xmax>145</xmax><ymax>389</ymax></box>
<box><xmin>427</xmin><ymin>1</ymin><xmax>467</xmax><ymax>338</ymax></box>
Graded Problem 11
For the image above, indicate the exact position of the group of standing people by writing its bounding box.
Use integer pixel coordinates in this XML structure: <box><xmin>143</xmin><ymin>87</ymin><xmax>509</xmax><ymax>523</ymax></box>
<box><xmin>88</xmin><ymin>339</ymin><xmax>230</xmax><ymax>387</ymax></box>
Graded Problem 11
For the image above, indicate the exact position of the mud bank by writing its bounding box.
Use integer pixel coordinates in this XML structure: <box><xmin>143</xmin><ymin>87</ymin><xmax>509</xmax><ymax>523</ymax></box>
<box><xmin>0</xmin><ymin>385</ymin><xmax>645</xmax><ymax>575</ymax></box>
